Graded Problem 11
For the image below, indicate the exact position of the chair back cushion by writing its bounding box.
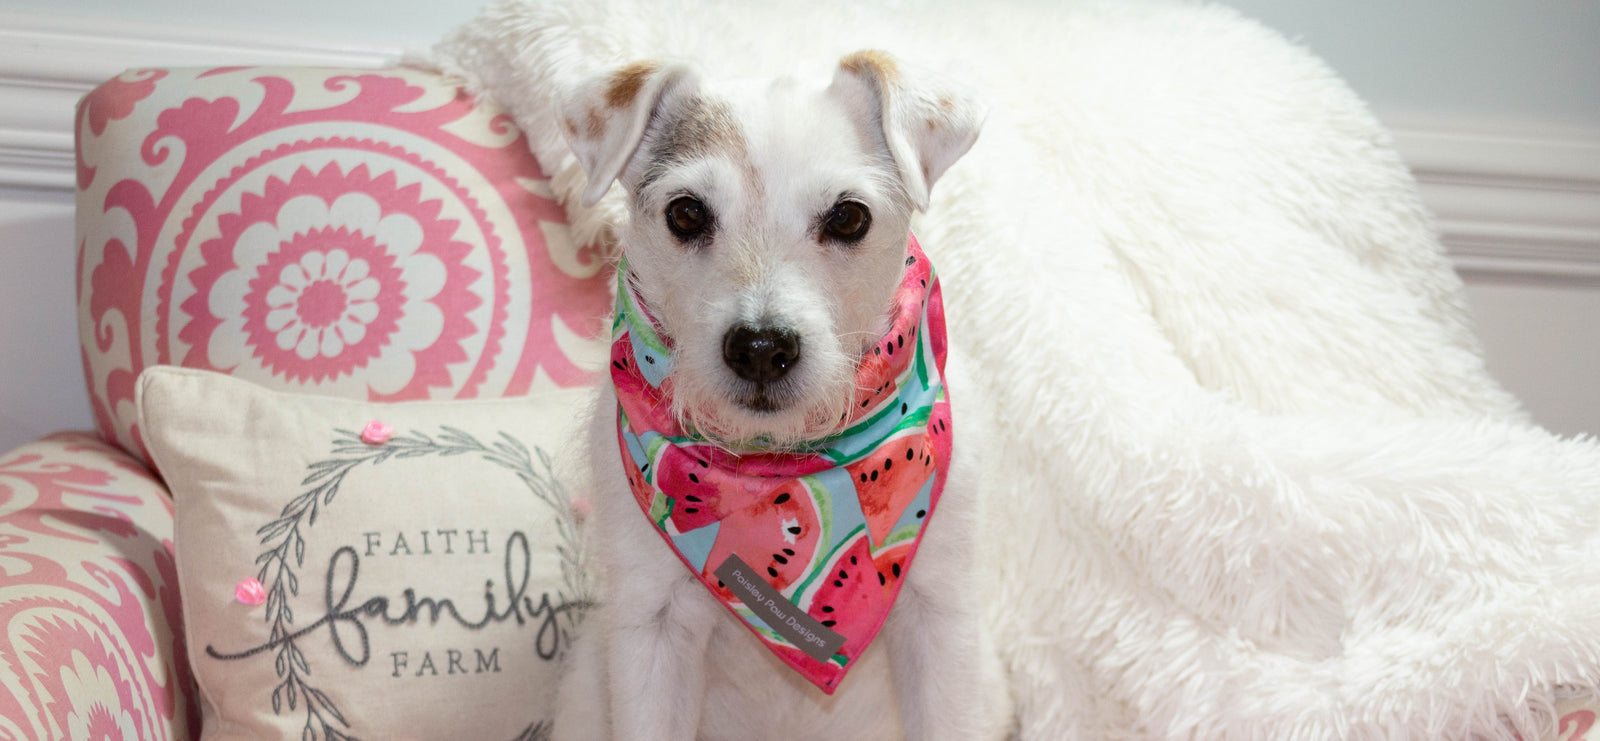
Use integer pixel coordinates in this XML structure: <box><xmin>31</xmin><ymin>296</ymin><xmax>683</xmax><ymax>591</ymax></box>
<box><xmin>76</xmin><ymin>66</ymin><xmax>610</xmax><ymax>466</ymax></box>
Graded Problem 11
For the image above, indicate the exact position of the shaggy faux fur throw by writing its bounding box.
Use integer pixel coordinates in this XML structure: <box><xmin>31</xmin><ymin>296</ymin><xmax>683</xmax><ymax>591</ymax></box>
<box><xmin>434</xmin><ymin>1</ymin><xmax>1600</xmax><ymax>738</ymax></box>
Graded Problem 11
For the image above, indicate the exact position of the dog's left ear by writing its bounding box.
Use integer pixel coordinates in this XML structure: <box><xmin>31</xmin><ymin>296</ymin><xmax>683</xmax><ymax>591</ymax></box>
<box><xmin>558</xmin><ymin>61</ymin><xmax>698</xmax><ymax>207</ymax></box>
<box><xmin>830</xmin><ymin>50</ymin><xmax>984</xmax><ymax>211</ymax></box>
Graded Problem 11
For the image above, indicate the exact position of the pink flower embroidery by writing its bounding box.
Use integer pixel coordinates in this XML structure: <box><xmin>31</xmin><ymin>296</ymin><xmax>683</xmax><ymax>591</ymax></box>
<box><xmin>235</xmin><ymin>578</ymin><xmax>267</xmax><ymax>606</ymax></box>
<box><xmin>570</xmin><ymin>496</ymin><xmax>593</xmax><ymax>523</ymax></box>
<box><xmin>361</xmin><ymin>421</ymin><xmax>393</xmax><ymax>445</ymax></box>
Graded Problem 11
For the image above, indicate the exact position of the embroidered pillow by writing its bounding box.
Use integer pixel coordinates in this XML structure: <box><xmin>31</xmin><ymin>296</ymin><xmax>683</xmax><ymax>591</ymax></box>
<box><xmin>135</xmin><ymin>366</ymin><xmax>593</xmax><ymax>740</ymax></box>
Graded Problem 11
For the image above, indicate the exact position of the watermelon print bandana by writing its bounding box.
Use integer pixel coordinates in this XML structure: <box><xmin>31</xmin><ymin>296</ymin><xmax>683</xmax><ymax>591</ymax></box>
<box><xmin>611</xmin><ymin>234</ymin><xmax>953</xmax><ymax>694</ymax></box>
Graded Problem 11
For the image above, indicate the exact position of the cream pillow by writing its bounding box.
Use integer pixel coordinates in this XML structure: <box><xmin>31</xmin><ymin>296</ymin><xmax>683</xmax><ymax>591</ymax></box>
<box><xmin>137</xmin><ymin>366</ymin><xmax>594</xmax><ymax>740</ymax></box>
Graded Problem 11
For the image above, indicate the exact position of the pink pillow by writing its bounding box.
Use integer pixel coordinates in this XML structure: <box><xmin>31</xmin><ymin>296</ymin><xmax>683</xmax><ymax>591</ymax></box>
<box><xmin>76</xmin><ymin>66</ymin><xmax>611</xmax><ymax>467</ymax></box>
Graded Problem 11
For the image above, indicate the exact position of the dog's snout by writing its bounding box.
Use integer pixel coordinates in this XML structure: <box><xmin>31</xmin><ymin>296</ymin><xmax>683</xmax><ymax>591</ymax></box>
<box><xmin>723</xmin><ymin>325</ymin><xmax>801</xmax><ymax>384</ymax></box>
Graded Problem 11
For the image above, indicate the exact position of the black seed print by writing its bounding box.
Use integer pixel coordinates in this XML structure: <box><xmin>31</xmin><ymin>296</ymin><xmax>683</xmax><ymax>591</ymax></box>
<box><xmin>641</xmin><ymin>463</ymin><xmax>650</xmax><ymax>473</ymax></box>
<box><xmin>774</xmin><ymin>492</ymin><xmax>791</xmax><ymax>504</ymax></box>
<box><xmin>906</xmin><ymin>255</ymin><xmax>916</xmax><ymax>265</ymax></box>
<box><xmin>612</xmin><ymin>360</ymin><xmax>625</xmax><ymax>370</ymax></box>
<box><xmin>892</xmin><ymin>563</ymin><xmax>901</xmax><ymax>577</ymax></box>
<box><xmin>870</xmin><ymin>470</ymin><xmax>879</xmax><ymax>482</ymax></box>
<box><xmin>906</xmin><ymin>449</ymin><xmax>914</xmax><ymax>461</ymax></box>
<box><xmin>874</xmin><ymin>347</ymin><xmax>881</xmax><ymax>355</ymax></box>
<box><xmin>822</xmin><ymin>605</ymin><xmax>835</xmax><ymax>613</ymax></box>
<box><xmin>862</xmin><ymin>399</ymin><xmax>870</xmax><ymax>408</ymax></box>
<box><xmin>688</xmin><ymin>473</ymin><xmax>699</xmax><ymax>483</ymax></box>
<box><xmin>822</xmin><ymin>619</ymin><xmax>837</xmax><ymax>627</ymax></box>
<box><xmin>886</xmin><ymin>343</ymin><xmax>894</xmax><ymax>356</ymax></box>
<box><xmin>768</xmin><ymin>566</ymin><xmax>778</xmax><ymax>577</ymax></box>
<box><xmin>917</xmin><ymin>509</ymin><xmax>926</xmax><ymax>518</ymax></box>
<box><xmin>783</xmin><ymin>548</ymin><xmax>795</xmax><ymax>556</ymax></box>
<box><xmin>839</xmin><ymin>569</ymin><xmax>849</xmax><ymax>579</ymax></box>
<box><xmin>645</xmin><ymin>355</ymin><xmax>655</xmax><ymax>364</ymax></box>
<box><xmin>897</xmin><ymin>335</ymin><xmax>904</xmax><ymax>349</ymax></box>
<box><xmin>850</xmin><ymin>555</ymin><xmax>858</xmax><ymax>565</ymax></box>
<box><xmin>774</xmin><ymin>553</ymin><xmax>789</xmax><ymax>564</ymax></box>
<box><xmin>718</xmin><ymin>580</ymin><xmax>725</xmax><ymax>588</ymax></box>
<box><xmin>788</xmin><ymin>525</ymin><xmax>803</xmax><ymax>534</ymax></box>
<box><xmin>685</xmin><ymin>507</ymin><xmax>699</xmax><ymax>514</ymax></box>
<box><xmin>834</xmin><ymin>579</ymin><xmax>844</xmax><ymax>588</ymax></box>
<box><xmin>901</xmin><ymin>402</ymin><xmax>908</xmax><ymax>415</ymax></box>
<box><xmin>878</xmin><ymin>572</ymin><xmax>886</xmax><ymax>585</ymax></box>
<box><xmin>698</xmin><ymin>459</ymin><xmax>708</xmax><ymax>468</ymax></box>
<box><xmin>920</xmin><ymin>279</ymin><xmax>926</xmax><ymax>286</ymax></box>
<box><xmin>860</xmin><ymin>473</ymin><xmax>868</xmax><ymax>482</ymax></box>
<box><xmin>686</xmin><ymin>495</ymin><xmax>702</xmax><ymax>502</ymax></box>
<box><xmin>884</xmin><ymin>459</ymin><xmax>892</xmax><ymax>471</ymax></box>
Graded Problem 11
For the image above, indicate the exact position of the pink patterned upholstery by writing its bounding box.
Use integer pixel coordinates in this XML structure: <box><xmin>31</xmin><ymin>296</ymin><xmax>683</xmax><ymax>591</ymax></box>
<box><xmin>75</xmin><ymin>66</ymin><xmax>610</xmax><ymax>466</ymax></box>
<box><xmin>0</xmin><ymin>432</ymin><xmax>194</xmax><ymax>740</ymax></box>
<box><xmin>0</xmin><ymin>65</ymin><xmax>608</xmax><ymax>740</ymax></box>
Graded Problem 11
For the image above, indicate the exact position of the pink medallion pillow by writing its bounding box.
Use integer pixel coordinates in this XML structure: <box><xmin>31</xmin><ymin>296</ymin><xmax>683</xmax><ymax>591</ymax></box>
<box><xmin>137</xmin><ymin>366</ymin><xmax>593</xmax><ymax>739</ymax></box>
<box><xmin>76</xmin><ymin>66</ymin><xmax>612</xmax><ymax>468</ymax></box>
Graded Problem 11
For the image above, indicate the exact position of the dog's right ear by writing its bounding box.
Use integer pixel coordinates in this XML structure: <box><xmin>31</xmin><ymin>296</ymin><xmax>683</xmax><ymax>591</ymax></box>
<box><xmin>558</xmin><ymin>61</ymin><xmax>697</xmax><ymax>207</ymax></box>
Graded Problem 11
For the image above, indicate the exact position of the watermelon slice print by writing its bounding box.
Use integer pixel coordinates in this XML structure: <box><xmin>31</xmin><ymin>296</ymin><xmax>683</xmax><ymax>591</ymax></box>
<box><xmin>702</xmin><ymin>478</ymin><xmax>830</xmax><ymax>600</ymax></box>
<box><xmin>795</xmin><ymin>530</ymin><xmax>919</xmax><ymax>657</ymax></box>
<box><xmin>845</xmin><ymin>429</ymin><xmax>938</xmax><ymax>547</ymax></box>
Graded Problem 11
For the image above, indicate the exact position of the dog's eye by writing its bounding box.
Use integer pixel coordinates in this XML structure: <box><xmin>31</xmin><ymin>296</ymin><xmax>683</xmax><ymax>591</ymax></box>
<box><xmin>666</xmin><ymin>196</ymin><xmax>712</xmax><ymax>241</ymax></box>
<box><xmin>823</xmin><ymin>201</ymin><xmax>871</xmax><ymax>244</ymax></box>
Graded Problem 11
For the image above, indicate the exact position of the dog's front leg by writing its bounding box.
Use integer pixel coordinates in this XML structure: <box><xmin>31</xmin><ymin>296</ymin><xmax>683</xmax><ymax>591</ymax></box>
<box><xmin>603</xmin><ymin>528</ymin><xmax>721</xmax><ymax>740</ymax></box>
<box><xmin>881</xmin><ymin>494</ymin><xmax>997</xmax><ymax>741</ymax></box>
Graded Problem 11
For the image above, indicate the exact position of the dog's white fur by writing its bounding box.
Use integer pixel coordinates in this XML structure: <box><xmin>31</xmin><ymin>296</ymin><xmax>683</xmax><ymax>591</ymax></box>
<box><xmin>436</xmin><ymin>2</ymin><xmax>1600</xmax><ymax>739</ymax></box>
<box><xmin>539</xmin><ymin>51</ymin><xmax>1004</xmax><ymax>741</ymax></box>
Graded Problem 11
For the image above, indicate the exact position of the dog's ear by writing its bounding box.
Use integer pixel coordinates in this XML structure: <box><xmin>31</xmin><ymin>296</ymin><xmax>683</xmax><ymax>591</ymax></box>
<box><xmin>830</xmin><ymin>50</ymin><xmax>984</xmax><ymax>211</ymax></box>
<box><xmin>558</xmin><ymin>61</ymin><xmax>697</xmax><ymax>207</ymax></box>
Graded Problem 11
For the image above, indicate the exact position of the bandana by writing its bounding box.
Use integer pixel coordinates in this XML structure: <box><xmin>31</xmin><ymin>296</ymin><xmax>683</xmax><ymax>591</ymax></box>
<box><xmin>611</xmin><ymin>234</ymin><xmax>953</xmax><ymax>694</ymax></box>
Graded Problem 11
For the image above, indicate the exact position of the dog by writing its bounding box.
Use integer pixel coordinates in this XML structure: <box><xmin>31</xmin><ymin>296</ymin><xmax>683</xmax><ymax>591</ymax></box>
<box><xmin>547</xmin><ymin>50</ymin><xmax>1007</xmax><ymax>741</ymax></box>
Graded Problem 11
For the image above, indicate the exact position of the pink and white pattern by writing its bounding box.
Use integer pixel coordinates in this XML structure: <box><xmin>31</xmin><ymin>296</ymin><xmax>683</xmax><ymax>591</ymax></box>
<box><xmin>0</xmin><ymin>432</ymin><xmax>194</xmax><ymax>740</ymax></box>
<box><xmin>76</xmin><ymin>66</ymin><xmax>612</xmax><ymax>465</ymax></box>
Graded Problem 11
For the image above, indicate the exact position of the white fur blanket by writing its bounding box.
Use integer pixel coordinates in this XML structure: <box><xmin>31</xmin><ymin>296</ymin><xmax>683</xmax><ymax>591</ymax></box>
<box><xmin>434</xmin><ymin>1</ymin><xmax>1600</xmax><ymax>738</ymax></box>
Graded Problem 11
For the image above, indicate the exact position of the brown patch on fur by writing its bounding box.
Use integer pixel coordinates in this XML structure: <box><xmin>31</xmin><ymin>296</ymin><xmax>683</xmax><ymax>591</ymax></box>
<box><xmin>636</xmin><ymin>95</ymin><xmax>757</xmax><ymax>202</ymax></box>
<box><xmin>605</xmin><ymin>61</ymin><xmax>660</xmax><ymax>109</ymax></box>
<box><xmin>563</xmin><ymin>117</ymin><xmax>580</xmax><ymax>138</ymax></box>
<box><xmin>585</xmin><ymin>108</ymin><xmax>604</xmax><ymax>139</ymax></box>
<box><xmin>840</xmin><ymin>50</ymin><xmax>899</xmax><ymax>83</ymax></box>
<box><xmin>669</xmin><ymin>98</ymin><xmax>746</xmax><ymax>160</ymax></box>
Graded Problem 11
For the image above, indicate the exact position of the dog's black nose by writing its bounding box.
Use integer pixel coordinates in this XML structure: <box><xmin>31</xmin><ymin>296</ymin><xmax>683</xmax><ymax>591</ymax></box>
<box><xmin>723</xmin><ymin>324</ymin><xmax>801</xmax><ymax>384</ymax></box>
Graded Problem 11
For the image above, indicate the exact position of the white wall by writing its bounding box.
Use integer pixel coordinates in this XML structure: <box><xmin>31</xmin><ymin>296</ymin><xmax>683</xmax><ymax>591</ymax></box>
<box><xmin>1218</xmin><ymin>0</ymin><xmax>1600</xmax><ymax>132</ymax></box>
<box><xmin>1</xmin><ymin>1</ymin><xmax>1597</xmax><ymax>453</ymax></box>
<box><xmin>0</xmin><ymin>187</ymin><xmax>83</xmax><ymax>446</ymax></box>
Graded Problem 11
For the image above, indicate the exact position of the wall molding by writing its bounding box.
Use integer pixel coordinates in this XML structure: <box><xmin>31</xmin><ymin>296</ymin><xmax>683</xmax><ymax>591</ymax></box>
<box><xmin>2</xmin><ymin>13</ymin><xmax>1597</xmax><ymax>283</ymax></box>
<box><xmin>1392</xmin><ymin>127</ymin><xmax>1600</xmax><ymax>282</ymax></box>
<box><xmin>0</xmin><ymin>12</ymin><xmax>401</xmax><ymax>192</ymax></box>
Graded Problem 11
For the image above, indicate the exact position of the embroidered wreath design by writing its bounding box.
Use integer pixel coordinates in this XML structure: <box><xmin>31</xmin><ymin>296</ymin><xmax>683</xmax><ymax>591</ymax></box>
<box><xmin>246</xmin><ymin>427</ymin><xmax>589</xmax><ymax>741</ymax></box>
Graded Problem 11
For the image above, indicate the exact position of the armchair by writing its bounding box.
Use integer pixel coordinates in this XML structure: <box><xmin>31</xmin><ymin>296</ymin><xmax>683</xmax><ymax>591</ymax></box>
<box><xmin>1</xmin><ymin>64</ymin><xmax>609</xmax><ymax>740</ymax></box>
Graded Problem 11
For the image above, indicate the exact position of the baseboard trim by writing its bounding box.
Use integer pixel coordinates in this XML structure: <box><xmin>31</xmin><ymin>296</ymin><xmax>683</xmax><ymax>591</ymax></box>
<box><xmin>2</xmin><ymin>13</ymin><xmax>1597</xmax><ymax>284</ymax></box>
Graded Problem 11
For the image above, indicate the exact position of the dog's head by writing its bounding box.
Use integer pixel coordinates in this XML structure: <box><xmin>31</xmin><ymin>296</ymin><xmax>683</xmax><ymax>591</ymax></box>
<box><xmin>561</xmin><ymin>51</ymin><xmax>981</xmax><ymax>448</ymax></box>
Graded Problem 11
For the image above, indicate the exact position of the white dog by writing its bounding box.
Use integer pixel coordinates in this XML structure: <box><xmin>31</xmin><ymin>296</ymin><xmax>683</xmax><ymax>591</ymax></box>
<box><xmin>549</xmin><ymin>51</ymin><xmax>1007</xmax><ymax>741</ymax></box>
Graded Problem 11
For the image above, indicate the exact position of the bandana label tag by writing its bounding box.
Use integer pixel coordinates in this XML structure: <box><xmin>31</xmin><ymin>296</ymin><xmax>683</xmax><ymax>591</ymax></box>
<box><xmin>714</xmin><ymin>554</ymin><xmax>846</xmax><ymax>663</ymax></box>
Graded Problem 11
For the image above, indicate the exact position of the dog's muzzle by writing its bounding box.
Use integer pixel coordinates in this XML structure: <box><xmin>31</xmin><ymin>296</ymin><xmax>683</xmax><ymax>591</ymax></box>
<box><xmin>722</xmin><ymin>324</ymin><xmax>801</xmax><ymax>384</ymax></box>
